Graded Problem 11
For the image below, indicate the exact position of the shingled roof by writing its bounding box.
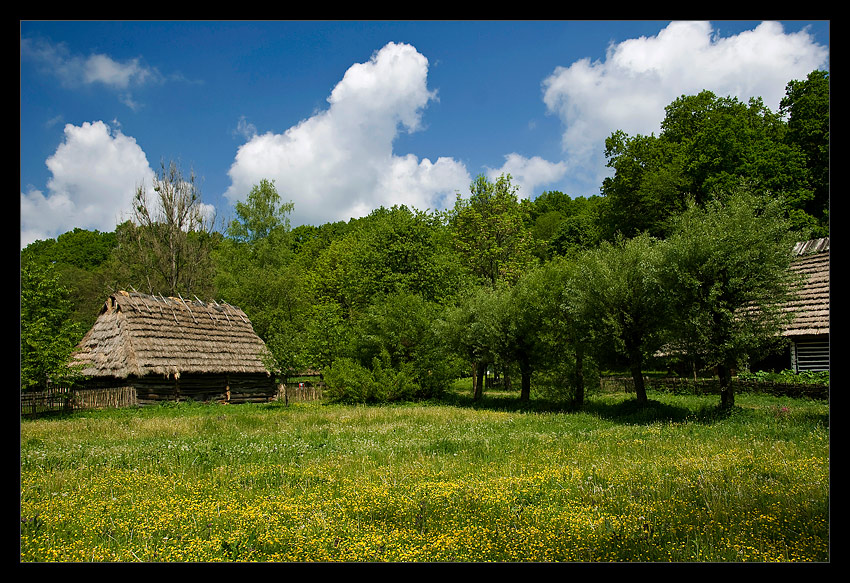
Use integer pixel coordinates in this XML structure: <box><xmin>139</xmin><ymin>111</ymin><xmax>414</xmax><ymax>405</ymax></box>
<box><xmin>783</xmin><ymin>238</ymin><xmax>829</xmax><ymax>338</ymax></box>
<box><xmin>71</xmin><ymin>291</ymin><xmax>273</xmax><ymax>379</ymax></box>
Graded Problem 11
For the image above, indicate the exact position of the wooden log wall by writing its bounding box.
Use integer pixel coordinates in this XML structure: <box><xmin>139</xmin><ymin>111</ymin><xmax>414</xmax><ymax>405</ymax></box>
<box><xmin>227</xmin><ymin>373</ymin><xmax>279</xmax><ymax>404</ymax></box>
<box><xmin>126</xmin><ymin>373</ymin><xmax>278</xmax><ymax>405</ymax></box>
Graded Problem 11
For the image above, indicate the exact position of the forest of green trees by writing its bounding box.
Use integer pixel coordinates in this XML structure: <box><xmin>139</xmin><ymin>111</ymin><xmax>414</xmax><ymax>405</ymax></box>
<box><xmin>20</xmin><ymin>70</ymin><xmax>829</xmax><ymax>410</ymax></box>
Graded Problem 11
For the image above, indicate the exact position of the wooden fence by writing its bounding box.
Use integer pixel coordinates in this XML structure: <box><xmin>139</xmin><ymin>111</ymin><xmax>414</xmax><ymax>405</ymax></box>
<box><xmin>601</xmin><ymin>376</ymin><xmax>829</xmax><ymax>400</ymax></box>
<box><xmin>20</xmin><ymin>385</ymin><xmax>73</xmax><ymax>417</ymax></box>
<box><xmin>278</xmin><ymin>382</ymin><xmax>325</xmax><ymax>404</ymax></box>
<box><xmin>21</xmin><ymin>385</ymin><xmax>140</xmax><ymax>417</ymax></box>
<box><xmin>22</xmin><ymin>380</ymin><xmax>326</xmax><ymax>417</ymax></box>
<box><xmin>73</xmin><ymin>387</ymin><xmax>139</xmax><ymax>409</ymax></box>
<box><xmin>24</xmin><ymin>375</ymin><xmax>824</xmax><ymax>417</ymax></box>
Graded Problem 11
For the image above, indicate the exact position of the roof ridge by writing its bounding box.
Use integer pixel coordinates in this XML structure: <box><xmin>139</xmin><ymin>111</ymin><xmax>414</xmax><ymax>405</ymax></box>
<box><xmin>793</xmin><ymin>237</ymin><xmax>829</xmax><ymax>256</ymax></box>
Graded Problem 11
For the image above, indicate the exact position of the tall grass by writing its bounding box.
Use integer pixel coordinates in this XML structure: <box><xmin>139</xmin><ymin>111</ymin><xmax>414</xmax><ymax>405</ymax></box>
<box><xmin>20</xmin><ymin>390</ymin><xmax>829</xmax><ymax>562</ymax></box>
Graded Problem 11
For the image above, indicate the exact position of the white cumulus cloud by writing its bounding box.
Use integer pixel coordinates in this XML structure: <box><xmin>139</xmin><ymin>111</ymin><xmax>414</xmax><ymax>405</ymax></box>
<box><xmin>542</xmin><ymin>20</ymin><xmax>829</xmax><ymax>196</ymax></box>
<box><xmin>224</xmin><ymin>42</ymin><xmax>472</xmax><ymax>227</ymax></box>
<box><xmin>20</xmin><ymin>121</ymin><xmax>155</xmax><ymax>247</ymax></box>
<box><xmin>21</xmin><ymin>23</ymin><xmax>829</xmax><ymax>248</ymax></box>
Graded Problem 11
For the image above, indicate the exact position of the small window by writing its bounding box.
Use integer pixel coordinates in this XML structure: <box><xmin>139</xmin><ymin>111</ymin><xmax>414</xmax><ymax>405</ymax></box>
<box><xmin>792</xmin><ymin>340</ymin><xmax>829</xmax><ymax>372</ymax></box>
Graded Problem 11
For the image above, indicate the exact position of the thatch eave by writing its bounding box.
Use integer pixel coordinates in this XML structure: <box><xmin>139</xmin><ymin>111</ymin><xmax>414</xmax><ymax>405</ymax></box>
<box><xmin>71</xmin><ymin>291</ymin><xmax>275</xmax><ymax>381</ymax></box>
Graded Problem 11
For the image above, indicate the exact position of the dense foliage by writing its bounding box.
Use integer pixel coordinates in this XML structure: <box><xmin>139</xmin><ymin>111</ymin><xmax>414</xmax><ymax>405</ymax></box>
<box><xmin>20</xmin><ymin>261</ymin><xmax>87</xmax><ymax>391</ymax></box>
<box><xmin>661</xmin><ymin>189</ymin><xmax>801</xmax><ymax>408</ymax></box>
<box><xmin>20</xmin><ymin>71</ymin><xmax>828</xmax><ymax>410</ymax></box>
<box><xmin>601</xmin><ymin>70</ymin><xmax>829</xmax><ymax>239</ymax></box>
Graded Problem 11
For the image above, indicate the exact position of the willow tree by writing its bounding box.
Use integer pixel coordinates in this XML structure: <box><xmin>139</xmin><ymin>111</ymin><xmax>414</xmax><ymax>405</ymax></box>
<box><xmin>572</xmin><ymin>232</ymin><xmax>668</xmax><ymax>405</ymax></box>
<box><xmin>442</xmin><ymin>286</ymin><xmax>499</xmax><ymax>401</ymax></box>
<box><xmin>542</xmin><ymin>256</ymin><xmax>598</xmax><ymax>408</ymax></box>
<box><xmin>662</xmin><ymin>186</ymin><xmax>800</xmax><ymax>409</ymax></box>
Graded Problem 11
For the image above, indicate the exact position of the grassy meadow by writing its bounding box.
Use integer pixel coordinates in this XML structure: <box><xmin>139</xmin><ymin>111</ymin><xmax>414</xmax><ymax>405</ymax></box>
<box><xmin>20</xmin><ymin>387</ymin><xmax>829</xmax><ymax>563</ymax></box>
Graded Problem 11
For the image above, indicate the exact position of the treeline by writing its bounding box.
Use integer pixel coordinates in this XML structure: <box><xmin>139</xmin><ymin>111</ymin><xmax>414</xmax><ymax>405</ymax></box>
<box><xmin>21</xmin><ymin>71</ymin><xmax>828</xmax><ymax>410</ymax></box>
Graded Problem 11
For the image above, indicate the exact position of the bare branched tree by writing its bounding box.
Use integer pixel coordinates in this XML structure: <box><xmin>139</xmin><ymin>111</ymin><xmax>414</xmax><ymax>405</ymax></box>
<box><xmin>131</xmin><ymin>160</ymin><xmax>215</xmax><ymax>297</ymax></box>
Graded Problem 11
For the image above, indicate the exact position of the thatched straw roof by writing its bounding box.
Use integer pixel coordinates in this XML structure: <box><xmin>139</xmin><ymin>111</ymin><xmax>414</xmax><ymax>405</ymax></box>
<box><xmin>71</xmin><ymin>291</ymin><xmax>273</xmax><ymax>379</ymax></box>
<box><xmin>783</xmin><ymin>238</ymin><xmax>829</xmax><ymax>337</ymax></box>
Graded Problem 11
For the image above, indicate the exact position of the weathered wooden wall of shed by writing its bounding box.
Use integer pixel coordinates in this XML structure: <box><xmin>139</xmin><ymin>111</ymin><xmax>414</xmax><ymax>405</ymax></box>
<box><xmin>131</xmin><ymin>373</ymin><xmax>277</xmax><ymax>405</ymax></box>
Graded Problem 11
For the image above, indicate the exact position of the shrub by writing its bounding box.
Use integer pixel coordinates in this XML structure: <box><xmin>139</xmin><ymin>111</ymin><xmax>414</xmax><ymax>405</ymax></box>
<box><xmin>738</xmin><ymin>369</ymin><xmax>829</xmax><ymax>385</ymax></box>
<box><xmin>372</xmin><ymin>358</ymin><xmax>418</xmax><ymax>401</ymax></box>
<box><xmin>323</xmin><ymin>355</ymin><xmax>423</xmax><ymax>404</ymax></box>
<box><xmin>323</xmin><ymin>358</ymin><xmax>382</xmax><ymax>403</ymax></box>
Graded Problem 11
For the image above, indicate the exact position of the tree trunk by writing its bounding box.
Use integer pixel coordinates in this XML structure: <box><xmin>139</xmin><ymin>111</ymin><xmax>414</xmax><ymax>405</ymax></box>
<box><xmin>472</xmin><ymin>362</ymin><xmax>484</xmax><ymax>401</ymax></box>
<box><xmin>573</xmin><ymin>345</ymin><xmax>585</xmax><ymax>408</ymax></box>
<box><xmin>476</xmin><ymin>363</ymin><xmax>486</xmax><ymax>400</ymax></box>
<box><xmin>718</xmin><ymin>363</ymin><xmax>734</xmax><ymax>409</ymax></box>
<box><xmin>519</xmin><ymin>359</ymin><xmax>531</xmax><ymax>402</ymax></box>
<box><xmin>629</xmin><ymin>352</ymin><xmax>648</xmax><ymax>404</ymax></box>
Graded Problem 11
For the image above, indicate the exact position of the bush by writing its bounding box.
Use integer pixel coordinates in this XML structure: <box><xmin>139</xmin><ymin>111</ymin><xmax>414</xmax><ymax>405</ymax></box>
<box><xmin>323</xmin><ymin>355</ymin><xmax>422</xmax><ymax>404</ymax></box>
<box><xmin>323</xmin><ymin>358</ymin><xmax>382</xmax><ymax>403</ymax></box>
<box><xmin>738</xmin><ymin>369</ymin><xmax>829</xmax><ymax>385</ymax></box>
<box><xmin>372</xmin><ymin>358</ymin><xmax>418</xmax><ymax>401</ymax></box>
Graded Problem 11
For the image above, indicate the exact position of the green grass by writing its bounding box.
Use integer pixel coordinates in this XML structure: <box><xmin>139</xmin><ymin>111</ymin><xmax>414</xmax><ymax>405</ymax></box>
<box><xmin>20</xmin><ymin>389</ymin><xmax>829</xmax><ymax>562</ymax></box>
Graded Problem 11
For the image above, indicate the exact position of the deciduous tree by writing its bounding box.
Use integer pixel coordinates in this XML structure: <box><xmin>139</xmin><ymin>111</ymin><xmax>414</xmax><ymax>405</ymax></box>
<box><xmin>601</xmin><ymin>78</ymin><xmax>824</xmax><ymax>239</ymax></box>
<box><xmin>130</xmin><ymin>160</ymin><xmax>215</xmax><ymax>297</ymax></box>
<box><xmin>449</xmin><ymin>174</ymin><xmax>535</xmax><ymax>288</ymax></box>
<box><xmin>214</xmin><ymin>179</ymin><xmax>306</xmax><ymax>377</ymax></box>
<box><xmin>442</xmin><ymin>286</ymin><xmax>499</xmax><ymax>401</ymax></box>
<box><xmin>20</xmin><ymin>259</ymin><xmax>87</xmax><ymax>390</ymax></box>
<box><xmin>535</xmin><ymin>257</ymin><xmax>598</xmax><ymax>408</ymax></box>
<box><xmin>780</xmin><ymin>70</ymin><xmax>830</xmax><ymax>237</ymax></box>
<box><xmin>662</xmin><ymin>186</ymin><xmax>800</xmax><ymax>409</ymax></box>
<box><xmin>573</xmin><ymin>233</ymin><xmax>668</xmax><ymax>404</ymax></box>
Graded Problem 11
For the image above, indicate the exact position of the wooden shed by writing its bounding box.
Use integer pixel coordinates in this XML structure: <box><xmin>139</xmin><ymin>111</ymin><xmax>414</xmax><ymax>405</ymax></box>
<box><xmin>782</xmin><ymin>238</ymin><xmax>830</xmax><ymax>372</ymax></box>
<box><xmin>70</xmin><ymin>291</ymin><xmax>278</xmax><ymax>407</ymax></box>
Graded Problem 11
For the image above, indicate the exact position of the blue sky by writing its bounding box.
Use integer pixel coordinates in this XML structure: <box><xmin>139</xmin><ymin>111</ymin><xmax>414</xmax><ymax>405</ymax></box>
<box><xmin>20</xmin><ymin>20</ymin><xmax>829</xmax><ymax>247</ymax></box>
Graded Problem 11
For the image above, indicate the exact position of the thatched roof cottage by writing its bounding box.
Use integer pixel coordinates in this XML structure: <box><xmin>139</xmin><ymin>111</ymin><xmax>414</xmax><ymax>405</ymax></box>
<box><xmin>781</xmin><ymin>237</ymin><xmax>829</xmax><ymax>372</ymax></box>
<box><xmin>70</xmin><ymin>291</ymin><xmax>278</xmax><ymax>407</ymax></box>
